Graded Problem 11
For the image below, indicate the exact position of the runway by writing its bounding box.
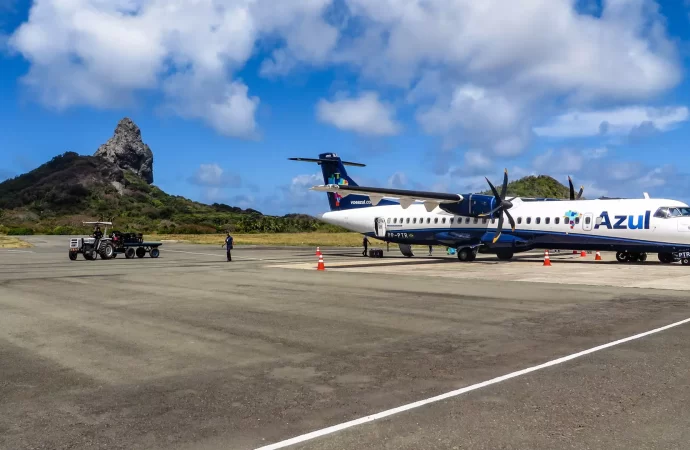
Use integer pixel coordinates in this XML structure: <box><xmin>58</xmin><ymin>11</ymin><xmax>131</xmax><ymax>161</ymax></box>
<box><xmin>1</xmin><ymin>236</ymin><xmax>689</xmax><ymax>449</ymax></box>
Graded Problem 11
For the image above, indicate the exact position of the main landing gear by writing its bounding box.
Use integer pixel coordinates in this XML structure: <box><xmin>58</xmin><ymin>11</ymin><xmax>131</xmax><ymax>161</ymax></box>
<box><xmin>615</xmin><ymin>251</ymin><xmax>647</xmax><ymax>263</ymax></box>
<box><xmin>456</xmin><ymin>247</ymin><xmax>478</xmax><ymax>262</ymax></box>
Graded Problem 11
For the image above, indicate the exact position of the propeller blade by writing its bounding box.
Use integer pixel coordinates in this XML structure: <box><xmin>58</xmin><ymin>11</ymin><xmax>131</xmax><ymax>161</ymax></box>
<box><xmin>485</xmin><ymin>177</ymin><xmax>501</xmax><ymax>201</ymax></box>
<box><xmin>492</xmin><ymin>213</ymin><xmax>504</xmax><ymax>243</ymax></box>
<box><xmin>505</xmin><ymin>209</ymin><xmax>516</xmax><ymax>231</ymax></box>
<box><xmin>500</xmin><ymin>169</ymin><xmax>508</xmax><ymax>200</ymax></box>
<box><xmin>577</xmin><ymin>186</ymin><xmax>584</xmax><ymax>199</ymax></box>
<box><xmin>568</xmin><ymin>176</ymin><xmax>575</xmax><ymax>200</ymax></box>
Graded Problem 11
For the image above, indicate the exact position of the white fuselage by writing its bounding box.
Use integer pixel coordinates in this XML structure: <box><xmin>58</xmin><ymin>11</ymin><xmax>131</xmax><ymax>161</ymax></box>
<box><xmin>319</xmin><ymin>197</ymin><xmax>690</xmax><ymax>249</ymax></box>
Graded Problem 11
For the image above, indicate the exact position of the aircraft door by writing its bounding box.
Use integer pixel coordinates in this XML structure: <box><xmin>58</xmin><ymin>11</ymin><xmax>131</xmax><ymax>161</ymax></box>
<box><xmin>375</xmin><ymin>218</ymin><xmax>387</xmax><ymax>238</ymax></box>
<box><xmin>582</xmin><ymin>213</ymin><xmax>593</xmax><ymax>231</ymax></box>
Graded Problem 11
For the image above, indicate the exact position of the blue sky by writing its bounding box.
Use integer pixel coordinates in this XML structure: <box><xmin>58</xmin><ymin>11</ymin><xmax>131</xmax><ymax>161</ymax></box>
<box><xmin>2</xmin><ymin>0</ymin><xmax>690</xmax><ymax>216</ymax></box>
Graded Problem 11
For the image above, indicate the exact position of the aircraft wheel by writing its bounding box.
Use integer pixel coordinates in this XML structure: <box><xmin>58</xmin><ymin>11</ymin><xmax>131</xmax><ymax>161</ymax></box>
<box><xmin>496</xmin><ymin>250</ymin><xmax>513</xmax><ymax>261</ymax></box>
<box><xmin>457</xmin><ymin>247</ymin><xmax>471</xmax><ymax>262</ymax></box>
<box><xmin>638</xmin><ymin>252</ymin><xmax>647</xmax><ymax>262</ymax></box>
<box><xmin>658</xmin><ymin>252</ymin><xmax>674</xmax><ymax>264</ymax></box>
<box><xmin>467</xmin><ymin>249</ymin><xmax>477</xmax><ymax>262</ymax></box>
<box><xmin>682</xmin><ymin>259</ymin><xmax>690</xmax><ymax>266</ymax></box>
<box><xmin>616</xmin><ymin>251</ymin><xmax>629</xmax><ymax>262</ymax></box>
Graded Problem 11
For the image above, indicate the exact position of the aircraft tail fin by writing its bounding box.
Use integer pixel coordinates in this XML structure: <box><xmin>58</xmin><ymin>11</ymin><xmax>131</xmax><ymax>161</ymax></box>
<box><xmin>289</xmin><ymin>153</ymin><xmax>373</xmax><ymax>211</ymax></box>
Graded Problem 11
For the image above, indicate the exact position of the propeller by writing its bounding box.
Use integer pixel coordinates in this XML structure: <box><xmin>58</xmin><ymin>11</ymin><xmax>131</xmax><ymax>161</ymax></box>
<box><xmin>568</xmin><ymin>176</ymin><xmax>584</xmax><ymax>200</ymax></box>
<box><xmin>480</xmin><ymin>169</ymin><xmax>517</xmax><ymax>244</ymax></box>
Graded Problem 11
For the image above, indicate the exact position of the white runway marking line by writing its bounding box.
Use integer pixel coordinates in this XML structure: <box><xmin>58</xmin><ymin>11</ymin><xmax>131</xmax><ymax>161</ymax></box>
<box><xmin>0</xmin><ymin>249</ymin><xmax>34</xmax><ymax>253</ymax></box>
<box><xmin>255</xmin><ymin>317</ymin><xmax>690</xmax><ymax>450</ymax></box>
<box><xmin>164</xmin><ymin>249</ymin><xmax>263</xmax><ymax>261</ymax></box>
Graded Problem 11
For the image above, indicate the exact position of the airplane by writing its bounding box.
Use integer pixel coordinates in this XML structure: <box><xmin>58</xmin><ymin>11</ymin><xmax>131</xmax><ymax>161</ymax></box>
<box><xmin>290</xmin><ymin>153</ymin><xmax>690</xmax><ymax>265</ymax></box>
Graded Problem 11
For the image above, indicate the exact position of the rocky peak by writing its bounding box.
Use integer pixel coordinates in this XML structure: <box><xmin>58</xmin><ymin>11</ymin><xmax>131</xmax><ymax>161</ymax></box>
<box><xmin>94</xmin><ymin>117</ymin><xmax>154</xmax><ymax>184</ymax></box>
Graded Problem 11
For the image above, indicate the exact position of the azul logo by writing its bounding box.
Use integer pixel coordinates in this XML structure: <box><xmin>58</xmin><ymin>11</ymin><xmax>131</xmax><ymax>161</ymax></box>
<box><xmin>594</xmin><ymin>211</ymin><xmax>651</xmax><ymax>230</ymax></box>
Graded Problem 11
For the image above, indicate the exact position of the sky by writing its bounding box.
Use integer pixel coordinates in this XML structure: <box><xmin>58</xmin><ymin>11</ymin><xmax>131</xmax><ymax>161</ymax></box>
<box><xmin>2</xmin><ymin>0</ymin><xmax>690</xmax><ymax>216</ymax></box>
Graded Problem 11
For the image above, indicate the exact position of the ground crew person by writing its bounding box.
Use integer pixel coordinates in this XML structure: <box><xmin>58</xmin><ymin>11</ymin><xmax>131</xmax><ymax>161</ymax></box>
<box><xmin>362</xmin><ymin>235</ymin><xmax>370</xmax><ymax>256</ymax></box>
<box><xmin>222</xmin><ymin>232</ymin><xmax>234</xmax><ymax>261</ymax></box>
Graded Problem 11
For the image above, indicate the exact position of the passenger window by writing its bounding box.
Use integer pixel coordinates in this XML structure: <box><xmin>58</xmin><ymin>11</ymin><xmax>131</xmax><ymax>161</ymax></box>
<box><xmin>427</xmin><ymin>218</ymin><xmax>431</xmax><ymax>224</ymax></box>
<box><xmin>413</xmin><ymin>218</ymin><xmax>417</xmax><ymax>224</ymax></box>
<box><xmin>406</xmin><ymin>218</ymin><xmax>410</xmax><ymax>224</ymax></box>
<box><xmin>536</xmin><ymin>217</ymin><xmax>541</xmax><ymax>224</ymax></box>
<box><xmin>526</xmin><ymin>217</ymin><xmax>531</xmax><ymax>224</ymax></box>
<box><xmin>482</xmin><ymin>218</ymin><xmax>487</xmax><ymax>224</ymax></box>
<box><xmin>491</xmin><ymin>218</ymin><xmax>496</xmax><ymax>224</ymax></box>
<box><xmin>450</xmin><ymin>218</ymin><xmax>454</xmax><ymax>224</ymax></box>
<box><xmin>473</xmin><ymin>218</ymin><xmax>478</xmax><ymax>224</ymax></box>
<box><xmin>393</xmin><ymin>218</ymin><xmax>397</xmax><ymax>224</ymax></box>
<box><xmin>400</xmin><ymin>218</ymin><xmax>403</xmax><ymax>223</ymax></box>
<box><xmin>465</xmin><ymin>217</ymin><xmax>470</xmax><ymax>224</ymax></box>
<box><xmin>387</xmin><ymin>218</ymin><xmax>391</xmax><ymax>224</ymax></box>
<box><xmin>442</xmin><ymin>218</ymin><xmax>446</xmax><ymax>224</ymax></box>
<box><xmin>585</xmin><ymin>216</ymin><xmax>591</xmax><ymax>224</ymax></box>
<box><xmin>434</xmin><ymin>218</ymin><xmax>438</xmax><ymax>224</ymax></box>
<box><xmin>575</xmin><ymin>217</ymin><xmax>580</xmax><ymax>224</ymax></box>
<box><xmin>517</xmin><ymin>217</ymin><xmax>522</xmax><ymax>224</ymax></box>
<box><xmin>545</xmin><ymin>217</ymin><xmax>550</xmax><ymax>224</ymax></box>
<box><xmin>555</xmin><ymin>217</ymin><xmax>560</xmax><ymax>224</ymax></box>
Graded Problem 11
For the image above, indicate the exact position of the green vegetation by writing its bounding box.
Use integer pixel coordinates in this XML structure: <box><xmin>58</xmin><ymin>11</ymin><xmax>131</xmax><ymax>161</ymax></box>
<box><xmin>0</xmin><ymin>151</ymin><xmax>577</xmax><ymax>238</ymax></box>
<box><xmin>0</xmin><ymin>151</ymin><xmax>347</xmax><ymax>235</ymax></box>
<box><xmin>481</xmin><ymin>175</ymin><xmax>575</xmax><ymax>199</ymax></box>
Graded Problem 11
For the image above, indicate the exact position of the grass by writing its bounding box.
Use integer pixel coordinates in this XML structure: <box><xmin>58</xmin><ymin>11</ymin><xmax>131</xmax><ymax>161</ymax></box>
<box><xmin>149</xmin><ymin>232</ymin><xmax>444</xmax><ymax>250</ymax></box>
<box><xmin>0</xmin><ymin>235</ymin><xmax>33</xmax><ymax>249</ymax></box>
<box><xmin>149</xmin><ymin>232</ymin><xmax>371</xmax><ymax>247</ymax></box>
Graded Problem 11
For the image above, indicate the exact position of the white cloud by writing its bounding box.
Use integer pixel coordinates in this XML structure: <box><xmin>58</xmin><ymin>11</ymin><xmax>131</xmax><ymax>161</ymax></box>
<box><xmin>534</xmin><ymin>106</ymin><xmax>689</xmax><ymax>138</ymax></box>
<box><xmin>316</xmin><ymin>91</ymin><xmax>401</xmax><ymax>136</ymax></box>
<box><xmin>6</xmin><ymin>0</ymin><xmax>685</xmax><ymax>151</ymax></box>
<box><xmin>340</xmin><ymin>0</ymin><xmax>680</xmax><ymax>100</ymax></box>
<box><xmin>7</xmin><ymin>0</ymin><xmax>336</xmax><ymax>137</ymax></box>
<box><xmin>387</xmin><ymin>172</ymin><xmax>408</xmax><ymax>189</ymax></box>
<box><xmin>416</xmin><ymin>84</ymin><xmax>531</xmax><ymax>156</ymax></box>
<box><xmin>189</xmin><ymin>163</ymin><xmax>242</xmax><ymax>188</ymax></box>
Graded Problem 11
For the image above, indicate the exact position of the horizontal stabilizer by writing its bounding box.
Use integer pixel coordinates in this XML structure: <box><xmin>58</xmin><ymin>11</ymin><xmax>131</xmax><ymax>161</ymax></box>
<box><xmin>289</xmin><ymin>157</ymin><xmax>366</xmax><ymax>167</ymax></box>
<box><xmin>310</xmin><ymin>184</ymin><xmax>464</xmax><ymax>210</ymax></box>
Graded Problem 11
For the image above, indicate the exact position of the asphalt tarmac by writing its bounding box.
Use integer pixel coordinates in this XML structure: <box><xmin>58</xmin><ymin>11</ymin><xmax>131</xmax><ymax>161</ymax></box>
<box><xmin>1</xmin><ymin>237</ymin><xmax>689</xmax><ymax>449</ymax></box>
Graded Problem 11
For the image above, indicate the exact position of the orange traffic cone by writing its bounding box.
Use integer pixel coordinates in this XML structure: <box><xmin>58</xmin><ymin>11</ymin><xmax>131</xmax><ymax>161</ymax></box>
<box><xmin>580</xmin><ymin>250</ymin><xmax>586</xmax><ymax>257</ymax></box>
<box><xmin>595</xmin><ymin>250</ymin><xmax>602</xmax><ymax>261</ymax></box>
<box><xmin>543</xmin><ymin>249</ymin><xmax>551</xmax><ymax>266</ymax></box>
<box><xmin>316</xmin><ymin>246</ymin><xmax>322</xmax><ymax>256</ymax></box>
<box><xmin>317</xmin><ymin>254</ymin><xmax>325</xmax><ymax>271</ymax></box>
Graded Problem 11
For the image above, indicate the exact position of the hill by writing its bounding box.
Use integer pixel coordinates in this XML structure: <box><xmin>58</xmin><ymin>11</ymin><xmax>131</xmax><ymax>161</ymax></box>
<box><xmin>0</xmin><ymin>118</ymin><xmax>343</xmax><ymax>236</ymax></box>
<box><xmin>480</xmin><ymin>175</ymin><xmax>576</xmax><ymax>199</ymax></box>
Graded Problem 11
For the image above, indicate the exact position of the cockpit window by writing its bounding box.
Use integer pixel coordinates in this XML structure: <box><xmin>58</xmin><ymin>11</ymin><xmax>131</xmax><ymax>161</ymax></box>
<box><xmin>654</xmin><ymin>207</ymin><xmax>669</xmax><ymax>218</ymax></box>
<box><xmin>654</xmin><ymin>207</ymin><xmax>690</xmax><ymax>218</ymax></box>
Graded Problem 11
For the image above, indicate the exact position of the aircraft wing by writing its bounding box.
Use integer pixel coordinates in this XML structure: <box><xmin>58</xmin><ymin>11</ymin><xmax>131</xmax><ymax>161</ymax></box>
<box><xmin>310</xmin><ymin>184</ymin><xmax>464</xmax><ymax>212</ymax></box>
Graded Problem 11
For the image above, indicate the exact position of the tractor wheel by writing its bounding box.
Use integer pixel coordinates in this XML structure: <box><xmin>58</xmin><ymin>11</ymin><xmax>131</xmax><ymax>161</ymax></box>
<box><xmin>85</xmin><ymin>250</ymin><xmax>96</xmax><ymax>260</ymax></box>
<box><xmin>125</xmin><ymin>248</ymin><xmax>135</xmax><ymax>259</ymax></box>
<box><xmin>136</xmin><ymin>247</ymin><xmax>146</xmax><ymax>258</ymax></box>
<box><xmin>68</xmin><ymin>251</ymin><xmax>77</xmax><ymax>261</ymax></box>
<box><xmin>150</xmin><ymin>248</ymin><xmax>160</xmax><ymax>258</ymax></box>
<box><xmin>101</xmin><ymin>244</ymin><xmax>114</xmax><ymax>260</ymax></box>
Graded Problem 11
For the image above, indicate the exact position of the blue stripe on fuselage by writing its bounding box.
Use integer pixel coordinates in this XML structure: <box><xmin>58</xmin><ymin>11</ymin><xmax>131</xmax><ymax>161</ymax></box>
<box><xmin>368</xmin><ymin>226</ymin><xmax>689</xmax><ymax>252</ymax></box>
